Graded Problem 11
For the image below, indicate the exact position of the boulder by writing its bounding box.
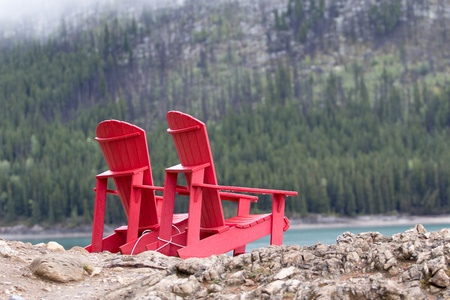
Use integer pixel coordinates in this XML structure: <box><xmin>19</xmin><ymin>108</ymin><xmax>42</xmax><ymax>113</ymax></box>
<box><xmin>30</xmin><ymin>254</ymin><xmax>84</xmax><ymax>282</ymax></box>
<box><xmin>0</xmin><ymin>241</ymin><xmax>17</xmax><ymax>258</ymax></box>
<box><xmin>46</xmin><ymin>241</ymin><xmax>65</xmax><ymax>252</ymax></box>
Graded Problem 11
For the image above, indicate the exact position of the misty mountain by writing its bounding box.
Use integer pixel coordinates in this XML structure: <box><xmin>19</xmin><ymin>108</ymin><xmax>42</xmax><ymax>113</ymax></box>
<box><xmin>0</xmin><ymin>0</ymin><xmax>449</xmax><ymax>226</ymax></box>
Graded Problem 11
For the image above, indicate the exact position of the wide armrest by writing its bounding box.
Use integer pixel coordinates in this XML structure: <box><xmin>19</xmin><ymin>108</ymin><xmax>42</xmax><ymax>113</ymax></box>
<box><xmin>169</xmin><ymin>184</ymin><xmax>258</xmax><ymax>201</ymax></box>
<box><xmin>165</xmin><ymin>163</ymin><xmax>211</xmax><ymax>173</ymax></box>
<box><xmin>96</xmin><ymin>166</ymin><xmax>148</xmax><ymax>179</ymax></box>
<box><xmin>93</xmin><ymin>187</ymin><xmax>119</xmax><ymax>195</ymax></box>
<box><xmin>192</xmin><ymin>183</ymin><xmax>298</xmax><ymax>196</ymax></box>
<box><xmin>219</xmin><ymin>192</ymin><xmax>258</xmax><ymax>202</ymax></box>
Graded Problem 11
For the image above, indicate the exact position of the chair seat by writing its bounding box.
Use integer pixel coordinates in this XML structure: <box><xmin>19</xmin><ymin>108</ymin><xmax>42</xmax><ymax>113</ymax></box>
<box><xmin>225</xmin><ymin>214</ymin><xmax>271</xmax><ymax>229</ymax></box>
<box><xmin>172</xmin><ymin>213</ymin><xmax>189</xmax><ymax>224</ymax></box>
<box><xmin>114</xmin><ymin>213</ymin><xmax>189</xmax><ymax>233</ymax></box>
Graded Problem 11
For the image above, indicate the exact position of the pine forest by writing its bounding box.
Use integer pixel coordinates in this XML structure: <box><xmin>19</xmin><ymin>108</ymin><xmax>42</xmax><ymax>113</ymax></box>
<box><xmin>0</xmin><ymin>0</ymin><xmax>449</xmax><ymax>227</ymax></box>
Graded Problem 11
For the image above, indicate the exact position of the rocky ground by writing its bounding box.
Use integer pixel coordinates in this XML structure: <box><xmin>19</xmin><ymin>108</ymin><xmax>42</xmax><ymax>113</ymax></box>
<box><xmin>1</xmin><ymin>224</ymin><xmax>450</xmax><ymax>299</ymax></box>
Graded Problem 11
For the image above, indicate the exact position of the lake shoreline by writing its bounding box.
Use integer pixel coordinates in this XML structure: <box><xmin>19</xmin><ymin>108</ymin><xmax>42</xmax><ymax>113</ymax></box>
<box><xmin>2</xmin><ymin>214</ymin><xmax>450</xmax><ymax>240</ymax></box>
<box><xmin>289</xmin><ymin>214</ymin><xmax>450</xmax><ymax>229</ymax></box>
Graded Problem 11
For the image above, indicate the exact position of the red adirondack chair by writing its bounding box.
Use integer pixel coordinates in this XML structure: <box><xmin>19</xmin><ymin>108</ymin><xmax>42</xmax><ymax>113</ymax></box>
<box><xmin>150</xmin><ymin>111</ymin><xmax>297</xmax><ymax>258</ymax></box>
<box><xmin>85</xmin><ymin>120</ymin><xmax>188</xmax><ymax>254</ymax></box>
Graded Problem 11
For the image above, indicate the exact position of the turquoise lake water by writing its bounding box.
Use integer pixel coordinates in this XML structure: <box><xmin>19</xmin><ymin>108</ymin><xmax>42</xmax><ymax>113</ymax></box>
<box><xmin>11</xmin><ymin>223</ymin><xmax>450</xmax><ymax>252</ymax></box>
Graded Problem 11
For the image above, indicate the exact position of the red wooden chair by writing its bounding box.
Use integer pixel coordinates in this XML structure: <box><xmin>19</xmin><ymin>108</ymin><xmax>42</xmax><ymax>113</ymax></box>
<box><xmin>150</xmin><ymin>111</ymin><xmax>297</xmax><ymax>258</ymax></box>
<box><xmin>85</xmin><ymin>120</ymin><xmax>188</xmax><ymax>254</ymax></box>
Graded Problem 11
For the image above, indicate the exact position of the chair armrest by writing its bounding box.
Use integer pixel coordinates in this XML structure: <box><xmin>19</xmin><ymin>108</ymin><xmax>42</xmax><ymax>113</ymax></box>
<box><xmin>175</xmin><ymin>185</ymin><xmax>190</xmax><ymax>196</ymax></box>
<box><xmin>96</xmin><ymin>166</ymin><xmax>148</xmax><ymax>179</ymax></box>
<box><xmin>219</xmin><ymin>192</ymin><xmax>258</xmax><ymax>216</ymax></box>
<box><xmin>219</xmin><ymin>192</ymin><xmax>258</xmax><ymax>202</ymax></box>
<box><xmin>165</xmin><ymin>163</ymin><xmax>211</xmax><ymax>173</ymax></box>
<box><xmin>192</xmin><ymin>183</ymin><xmax>298</xmax><ymax>196</ymax></box>
<box><xmin>194</xmin><ymin>183</ymin><xmax>297</xmax><ymax>217</ymax></box>
<box><xmin>133</xmin><ymin>184</ymin><xmax>165</xmax><ymax>192</ymax></box>
<box><xmin>93</xmin><ymin>187</ymin><xmax>119</xmax><ymax>195</ymax></box>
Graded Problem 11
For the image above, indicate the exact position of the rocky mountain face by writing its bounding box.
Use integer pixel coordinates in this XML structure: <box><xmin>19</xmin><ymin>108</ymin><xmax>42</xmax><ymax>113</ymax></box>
<box><xmin>134</xmin><ymin>0</ymin><xmax>448</xmax><ymax>71</ymax></box>
<box><xmin>114</xmin><ymin>0</ymin><xmax>449</xmax><ymax>123</ymax></box>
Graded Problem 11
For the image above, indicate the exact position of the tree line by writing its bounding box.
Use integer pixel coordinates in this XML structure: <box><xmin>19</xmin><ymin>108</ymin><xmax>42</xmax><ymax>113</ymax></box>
<box><xmin>0</xmin><ymin>0</ymin><xmax>448</xmax><ymax>227</ymax></box>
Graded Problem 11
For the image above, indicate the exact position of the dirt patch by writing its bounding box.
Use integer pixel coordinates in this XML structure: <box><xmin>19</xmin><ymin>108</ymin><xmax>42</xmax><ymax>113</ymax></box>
<box><xmin>0</xmin><ymin>240</ymin><xmax>154</xmax><ymax>299</ymax></box>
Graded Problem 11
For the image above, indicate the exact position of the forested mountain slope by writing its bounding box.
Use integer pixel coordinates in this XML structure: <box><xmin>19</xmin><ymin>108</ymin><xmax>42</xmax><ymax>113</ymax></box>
<box><xmin>0</xmin><ymin>0</ymin><xmax>449</xmax><ymax>227</ymax></box>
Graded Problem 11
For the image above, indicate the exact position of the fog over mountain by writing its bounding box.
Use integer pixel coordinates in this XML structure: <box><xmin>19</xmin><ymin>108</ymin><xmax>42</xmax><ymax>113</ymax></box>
<box><xmin>0</xmin><ymin>0</ymin><xmax>185</xmax><ymax>37</ymax></box>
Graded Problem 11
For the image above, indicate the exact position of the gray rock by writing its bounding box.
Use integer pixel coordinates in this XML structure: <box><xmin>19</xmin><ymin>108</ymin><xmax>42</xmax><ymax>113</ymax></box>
<box><xmin>404</xmin><ymin>287</ymin><xmax>427</xmax><ymax>300</ymax></box>
<box><xmin>416</xmin><ymin>250</ymin><xmax>431</xmax><ymax>264</ymax></box>
<box><xmin>171</xmin><ymin>276</ymin><xmax>200</xmax><ymax>296</ymax></box>
<box><xmin>175</xmin><ymin>257</ymin><xmax>204</xmax><ymax>275</ymax></box>
<box><xmin>430</xmin><ymin>269</ymin><xmax>450</xmax><ymax>288</ymax></box>
<box><xmin>262</xmin><ymin>280</ymin><xmax>284</xmax><ymax>295</ymax></box>
<box><xmin>30</xmin><ymin>254</ymin><xmax>84</xmax><ymax>282</ymax></box>
<box><xmin>228</xmin><ymin>252</ymin><xmax>251</xmax><ymax>270</ymax></box>
<box><xmin>415</xmin><ymin>224</ymin><xmax>427</xmax><ymax>234</ymax></box>
<box><xmin>399</xmin><ymin>242</ymin><xmax>416</xmax><ymax>259</ymax></box>
<box><xmin>274</xmin><ymin>266</ymin><xmax>297</xmax><ymax>280</ymax></box>
<box><xmin>203</xmin><ymin>268</ymin><xmax>220</xmax><ymax>281</ymax></box>
<box><xmin>281</xmin><ymin>248</ymin><xmax>301</xmax><ymax>266</ymax></box>
<box><xmin>326</xmin><ymin>257</ymin><xmax>342</xmax><ymax>274</ymax></box>
<box><xmin>226</xmin><ymin>270</ymin><xmax>245</xmax><ymax>286</ymax></box>
<box><xmin>0</xmin><ymin>241</ymin><xmax>18</xmax><ymax>257</ymax></box>
<box><xmin>380</xmin><ymin>280</ymin><xmax>405</xmax><ymax>299</ymax></box>
<box><xmin>344</xmin><ymin>261</ymin><xmax>356</xmax><ymax>273</ymax></box>
<box><xmin>432</xmin><ymin>228</ymin><xmax>450</xmax><ymax>239</ymax></box>
<box><xmin>336</xmin><ymin>231</ymin><xmax>356</xmax><ymax>244</ymax></box>
<box><xmin>69</xmin><ymin>246</ymin><xmax>90</xmax><ymax>254</ymax></box>
<box><xmin>207</xmin><ymin>284</ymin><xmax>223</xmax><ymax>293</ymax></box>
<box><xmin>426</xmin><ymin>256</ymin><xmax>447</xmax><ymax>275</ymax></box>
<box><xmin>313</xmin><ymin>243</ymin><xmax>329</xmax><ymax>256</ymax></box>
<box><xmin>302</xmin><ymin>252</ymin><xmax>315</xmax><ymax>262</ymax></box>
<box><xmin>346</xmin><ymin>251</ymin><xmax>360</xmax><ymax>263</ymax></box>
<box><xmin>384</xmin><ymin>257</ymin><xmax>397</xmax><ymax>270</ymax></box>
<box><xmin>400</xmin><ymin>264</ymin><xmax>421</xmax><ymax>282</ymax></box>
<box><xmin>46</xmin><ymin>241</ymin><xmax>65</xmax><ymax>252</ymax></box>
<box><xmin>9</xmin><ymin>296</ymin><xmax>26</xmax><ymax>300</ymax></box>
<box><xmin>431</xmin><ymin>245</ymin><xmax>444</xmax><ymax>258</ymax></box>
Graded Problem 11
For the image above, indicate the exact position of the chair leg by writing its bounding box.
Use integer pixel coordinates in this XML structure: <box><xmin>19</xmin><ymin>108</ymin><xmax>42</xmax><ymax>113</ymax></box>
<box><xmin>127</xmin><ymin>172</ymin><xmax>144</xmax><ymax>244</ymax></box>
<box><xmin>186</xmin><ymin>169</ymin><xmax>205</xmax><ymax>245</ymax></box>
<box><xmin>158</xmin><ymin>172</ymin><xmax>178</xmax><ymax>255</ymax></box>
<box><xmin>270</xmin><ymin>194</ymin><xmax>285</xmax><ymax>246</ymax></box>
<box><xmin>232</xmin><ymin>197</ymin><xmax>251</xmax><ymax>256</ymax></box>
<box><xmin>91</xmin><ymin>178</ymin><xmax>107</xmax><ymax>252</ymax></box>
<box><xmin>233</xmin><ymin>245</ymin><xmax>246</xmax><ymax>256</ymax></box>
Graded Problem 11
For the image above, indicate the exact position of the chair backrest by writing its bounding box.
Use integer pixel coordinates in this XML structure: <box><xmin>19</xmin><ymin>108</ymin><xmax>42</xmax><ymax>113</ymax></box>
<box><xmin>96</xmin><ymin>120</ymin><xmax>159</xmax><ymax>228</ymax></box>
<box><xmin>166</xmin><ymin>111</ymin><xmax>225</xmax><ymax>229</ymax></box>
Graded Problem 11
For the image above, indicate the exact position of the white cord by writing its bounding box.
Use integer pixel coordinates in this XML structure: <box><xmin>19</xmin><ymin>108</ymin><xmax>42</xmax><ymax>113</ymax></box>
<box><xmin>130</xmin><ymin>229</ymin><xmax>152</xmax><ymax>255</ymax></box>
<box><xmin>130</xmin><ymin>224</ymin><xmax>184</xmax><ymax>255</ymax></box>
<box><xmin>156</xmin><ymin>224</ymin><xmax>185</xmax><ymax>251</ymax></box>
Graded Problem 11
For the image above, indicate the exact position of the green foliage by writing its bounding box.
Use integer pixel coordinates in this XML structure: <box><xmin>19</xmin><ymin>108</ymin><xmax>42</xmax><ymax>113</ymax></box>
<box><xmin>368</xmin><ymin>0</ymin><xmax>402</xmax><ymax>35</ymax></box>
<box><xmin>282</xmin><ymin>0</ymin><xmax>326</xmax><ymax>46</ymax></box>
<box><xmin>0</xmin><ymin>0</ymin><xmax>449</xmax><ymax>229</ymax></box>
